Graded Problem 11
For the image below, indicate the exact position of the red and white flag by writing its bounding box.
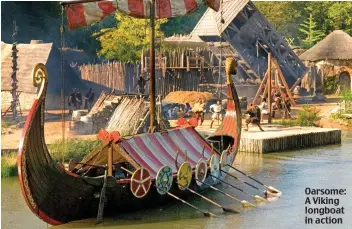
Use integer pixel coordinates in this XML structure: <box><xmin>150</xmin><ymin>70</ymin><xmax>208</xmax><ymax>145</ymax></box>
<box><xmin>65</xmin><ymin>0</ymin><xmax>220</xmax><ymax>30</ymax></box>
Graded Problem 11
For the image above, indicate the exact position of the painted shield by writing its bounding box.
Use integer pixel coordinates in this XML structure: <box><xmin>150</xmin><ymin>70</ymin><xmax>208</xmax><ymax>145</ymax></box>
<box><xmin>177</xmin><ymin>162</ymin><xmax>192</xmax><ymax>190</ymax></box>
<box><xmin>219</xmin><ymin>151</ymin><xmax>228</xmax><ymax>179</ymax></box>
<box><xmin>130</xmin><ymin>168</ymin><xmax>151</xmax><ymax>198</ymax></box>
<box><xmin>210</xmin><ymin>154</ymin><xmax>220</xmax><ymax>181</ymax></box>
<box><xmin>155</xmin><ymin>165</ymin><xmax>173</xmax><ymax>195</ymax></box>
<box><xmin>195</xmin><ymin>158</ymin><xmax>208</xmax><ymax>186</ymax></box>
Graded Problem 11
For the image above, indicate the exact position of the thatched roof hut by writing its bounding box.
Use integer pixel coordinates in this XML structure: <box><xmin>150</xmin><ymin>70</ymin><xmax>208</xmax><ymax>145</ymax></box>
<box><xmin>299</xmin><ymin>30</ymin><xmax>352</xmax><ymax>93</ymax></box>
<box><xmin>1</xmin><ymin>41</ymin><xmax>86</xmax><ymax>95</ymax></box>
<box><xmin>300</xmin><ymin>30</ymin><xmax>352</xmax><ymax>63</ymax></box>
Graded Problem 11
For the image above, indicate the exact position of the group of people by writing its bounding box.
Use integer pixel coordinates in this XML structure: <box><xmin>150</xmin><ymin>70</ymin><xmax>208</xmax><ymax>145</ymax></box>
<box><xmin>245</xmin><ymin>92</ymin><xmax>292</xmax><ymax>131</ymax></box>
<box><xmin>68</xmin><ymin>88</ymin><xmax>95</xmax><ymax>113</ymax></box>
<box><xmin>173</xmin><ymin>99</ymin><xmax>224</xmax><ymax>128</ymax></box>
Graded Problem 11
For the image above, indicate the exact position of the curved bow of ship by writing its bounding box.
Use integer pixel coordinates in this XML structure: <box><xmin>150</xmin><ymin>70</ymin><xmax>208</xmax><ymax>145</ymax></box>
<box><xmin>208</xmin><ymin>58</ymin><xmax>242</xmax><ymax>157</ymax></box>
<box><xmin>17</xmin><ymin>64</ymin><xmax>100</xmax><ymax>225</ymax></box>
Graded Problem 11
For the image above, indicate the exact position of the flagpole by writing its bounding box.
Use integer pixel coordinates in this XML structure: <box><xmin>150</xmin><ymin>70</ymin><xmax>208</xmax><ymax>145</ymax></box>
<box><xmin>149</xmin><ymin>0</ymin><xmax>156</xmax><ymax>132</ymax></box>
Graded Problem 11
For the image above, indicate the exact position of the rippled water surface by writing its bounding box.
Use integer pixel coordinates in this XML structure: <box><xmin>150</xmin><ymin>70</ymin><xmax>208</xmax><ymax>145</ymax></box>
<box><xmin>2</xmin><ymin>132</ymin><xmax>352</xmax><ymax>229</ymax></box>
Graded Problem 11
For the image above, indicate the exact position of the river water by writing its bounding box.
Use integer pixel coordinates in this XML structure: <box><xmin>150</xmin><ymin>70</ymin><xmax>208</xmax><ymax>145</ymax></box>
<box><xmin>2</xmin><ymin>132</ymin><xmax>352</xmax><ymax>229</ymax></box>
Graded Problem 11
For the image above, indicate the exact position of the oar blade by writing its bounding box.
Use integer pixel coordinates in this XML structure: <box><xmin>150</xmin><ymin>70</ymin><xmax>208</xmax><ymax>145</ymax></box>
<box><xmin>204</xmin><ymin>212</ymin><xmax>217</xmax><ymax>217</ymax></box>
<box><xmin>222</xmin><ymin>207</ymin><xmax>239</xmax><ymax>213</ymax></box>
<box><xmin>254</xmin><ymin>195</ymin><xmax>267</xmax><ymax>202</ymax></box>
<box><xmin>241</xmin><ymin>200</ymin><xmax>256</xmax><ymax>208</ymax></box>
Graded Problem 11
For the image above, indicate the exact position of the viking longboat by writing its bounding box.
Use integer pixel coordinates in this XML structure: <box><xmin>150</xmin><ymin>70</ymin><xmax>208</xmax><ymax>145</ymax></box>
<box><xmin>18</xmin><ymin>58</ymin><xmax>241</xmax><ymax>224</ymax></box>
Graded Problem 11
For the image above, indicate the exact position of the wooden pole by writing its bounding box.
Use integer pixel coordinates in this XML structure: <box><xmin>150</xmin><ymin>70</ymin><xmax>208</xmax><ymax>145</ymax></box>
<box><xmin>149</xmin><ymin>0</ymin><xmax>156</xmax><ymax>132</ymax></box>
<box><xmin>267</xmin><ymin>53</ymin><xmax>272</xmax><ymax>124</ymax></box>
<box><xmin>107</xmin><ymin>143</ymin><xmax>113</xmax><ymax>176</ymax></box>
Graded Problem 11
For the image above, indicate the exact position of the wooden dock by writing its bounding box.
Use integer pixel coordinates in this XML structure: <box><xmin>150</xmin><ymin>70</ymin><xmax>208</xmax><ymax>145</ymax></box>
<box><xmin>196</xmin><ymin>125</ymin><xmax>341</xmax><ymax>153</ymax></box>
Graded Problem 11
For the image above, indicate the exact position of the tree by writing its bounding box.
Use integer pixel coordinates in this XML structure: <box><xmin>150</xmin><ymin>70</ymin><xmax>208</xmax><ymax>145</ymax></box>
<box><xmin>95</xmin><ymin>13</ymin><xmax>167</xmax><ymax>63</ymax></box>
<box><xmin>299</xmin><ymin>13</ymin><xmax>325</xmax><ymax>48</ymax></box>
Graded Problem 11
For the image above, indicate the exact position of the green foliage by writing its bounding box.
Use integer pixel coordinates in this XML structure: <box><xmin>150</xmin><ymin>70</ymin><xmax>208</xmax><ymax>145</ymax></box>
<box><xmin>296</xmin><ymin>105</ymin><xmax>320</xmax><ymax>127</ymax></box>
<box><xmin>341</xmin><ymin>88</ymin><xmax>352</xmax><ymax>102</ymax></box>
<box><xmin>256</xmin><ymin>2</ymin><xmax>352</xmax><ymax>48</ymax></box>
<box><xmin>49</xmin><ymin>138</ymin><xmax>101</xmax><ymax>162</ymax></box>
<box><xmin>1</xmin><ymin>152</ymin><xmax>18</xmax><ymax>177</ymax></box>
<box><xmin>95</xmin><ymin>13</ymin><xmax>167</xmax><ymax>63</ymax></box>
<box><xmin>299</xmin><ymin>13</ymin><xmax>325</xmax><ymax>48</ymax></box>
<box><xmin>323</xmin><ymin>76</ymin><xmax>338</xmax><ymax>95</ymax></box>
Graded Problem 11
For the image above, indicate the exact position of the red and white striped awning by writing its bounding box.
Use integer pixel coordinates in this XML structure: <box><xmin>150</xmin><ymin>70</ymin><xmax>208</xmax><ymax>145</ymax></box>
<box><xmin>65</xmin><ymin>0</ymin><xmax>220</xmax><ymax>30</ymax></box>
<box><xmin>119</xmin><ymin>127</ymin><xmax>213</xmax><ymax>178</ymax></box>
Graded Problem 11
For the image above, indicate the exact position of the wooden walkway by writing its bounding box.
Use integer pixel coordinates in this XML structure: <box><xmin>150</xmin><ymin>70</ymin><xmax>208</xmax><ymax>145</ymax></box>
<box><xmin>196</xmin><ymin>124</ymin><xmax>341</xmax><ymax>153</ymax></box>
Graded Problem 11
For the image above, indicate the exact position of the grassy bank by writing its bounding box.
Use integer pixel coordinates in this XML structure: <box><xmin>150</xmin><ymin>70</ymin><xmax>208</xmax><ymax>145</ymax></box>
<box><xmin>1</xmin><ymin>152</ymin><xmax>18</xmax><ymax>177</ymax></box>
<box><xmin>1</xmin><ymin>138</ymin><xmax>101</xmax><ymax>177</ymax></box>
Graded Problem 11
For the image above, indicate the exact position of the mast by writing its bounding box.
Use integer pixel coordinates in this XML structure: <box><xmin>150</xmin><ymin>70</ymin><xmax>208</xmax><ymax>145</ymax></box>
<box><xmin>149</xmin><ymin>0</ymin><xmax>156</xmax><ymax>132</ymax></box>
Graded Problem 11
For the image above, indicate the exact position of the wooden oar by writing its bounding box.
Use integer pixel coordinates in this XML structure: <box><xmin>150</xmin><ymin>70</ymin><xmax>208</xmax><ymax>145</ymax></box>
<box><xmin>221</xmin><ymin>170</ymin><xmax>266</xmax><ymax>192</ymax></box>
<box><xmin>96</xmin><ymin>171</ymin><xmax>108</xmax><ymax>224</ymax></box>
<box><xmin>175</xmin><ymin>181</ymin><xmax>238</xmax><ymax>213</ymax></box>
<box><xmin>226</xmin><ymin>164</ymin><xmax>281</xmax><ymax>194</ymax></box>
<box><xmin>209</xmin><ymin>174</ymin><xmax>266</xmax><ymax>202</ymax></box>
<box><xmin>195</xmin><ymin>178</ymin><xmax>255</xmax><ymax>207</ymax></box>
<box><xmin>153</xmin><ymin>185</ymin><xmax>216</xmax><ymax>217</ymax></box>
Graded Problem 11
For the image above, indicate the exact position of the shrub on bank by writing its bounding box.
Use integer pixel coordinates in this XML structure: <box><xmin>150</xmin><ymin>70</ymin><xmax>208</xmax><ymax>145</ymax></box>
<box><xmin>1</xmin><ymin>152</ymin><xmax>18</xmax><ymax>177</ymax></box>
<box><xmin>296</xmin><ymin>105</ymin><xmax>320</xmax><ymax>126</ymax></box>
<box><xmin>49</xmin><ymin>138</ymin><xmax>101</xmax><ymax>162</ymax></box>
<box><xmin>272</xmin><ymin>106</ymin><xmax>320</xmax><ymax>127</ymax></box>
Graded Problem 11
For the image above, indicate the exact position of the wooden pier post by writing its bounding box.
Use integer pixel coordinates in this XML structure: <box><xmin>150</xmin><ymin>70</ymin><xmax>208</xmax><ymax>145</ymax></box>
<box><xmin>267</xmin><ymin>53</ymin><xmax>272</xmax><ymax>123</ymax></box>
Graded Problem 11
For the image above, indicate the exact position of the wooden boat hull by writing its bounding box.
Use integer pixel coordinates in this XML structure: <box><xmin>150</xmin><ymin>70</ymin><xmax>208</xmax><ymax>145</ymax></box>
<box><xmin>18</xmin><ymin>62</ymin><xmax>242</xmax><ymax>225</ymax></box>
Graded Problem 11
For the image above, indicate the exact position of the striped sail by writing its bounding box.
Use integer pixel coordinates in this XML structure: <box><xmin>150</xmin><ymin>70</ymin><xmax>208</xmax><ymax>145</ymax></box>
<box><xmin>65</xmin><ymin>0</ymin><xmax>220</xmax><ymax>30</ymax></box>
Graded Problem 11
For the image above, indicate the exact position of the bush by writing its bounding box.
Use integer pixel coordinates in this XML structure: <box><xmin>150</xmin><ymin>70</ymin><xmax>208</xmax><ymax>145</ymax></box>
<box><xmin>296</xmin><ymin>105</ymin><xmax>320</xmax><ymax>126</ymax></box>
<box><xmin>1</xmin><ymin>152</ymin><xmax>18</xmax><ymax>177</ymax></box>
<box><xmin>48</xmin><ymin>138</ymin><xmax>101</xmax><ymax>163</ymax></box>
<box><xmin>323</xmin><ymin>76</ymin><xmax>338</xmax><ymax>95</ymax></box>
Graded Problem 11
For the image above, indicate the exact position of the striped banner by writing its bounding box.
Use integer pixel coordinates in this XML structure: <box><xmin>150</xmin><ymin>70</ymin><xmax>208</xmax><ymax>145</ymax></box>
<box><xmin>65</xmin><ymin>0</ymin><xmax>220</xmax><ymax>30</ymax></box>
<box><xmin>119</xmin><ymin>127</ymin><xmax>212</xmax><ymax>178</ymax></box>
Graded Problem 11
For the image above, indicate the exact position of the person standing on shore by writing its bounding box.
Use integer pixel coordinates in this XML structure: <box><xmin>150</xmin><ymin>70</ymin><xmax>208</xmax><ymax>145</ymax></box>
<box><xmin>245</xmin><ymin>104</ymin><xmax>264</xmax><ymax>132</ymax></box>
<box><xmin>68</xmin><ymin>88</ymin><xmax>76</xmax><ymax>114</ymax></box>
<box><xmin>209</xmin><ymin>100</ymin><xmax>223</xmax><ymax>128</ymax></box>
<box><xmin>84</xmin><ymin>88</ymin><xmax>95</xmax><ymax>112</ymax></box>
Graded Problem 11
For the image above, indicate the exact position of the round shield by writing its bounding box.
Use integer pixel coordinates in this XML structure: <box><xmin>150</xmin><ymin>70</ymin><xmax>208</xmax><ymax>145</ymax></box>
<box><xmin>195</xmin><ymin>159</ymin><xmax>208</xmax><ymax>186</ymax></box>
<box><xmin>210</xmin><ymin>154</ymin><xmax>220</xmax><ymax>181</ymax></box>
<box><xmin>130</xmin><ymin>168</ymin><xmax>151</xmax><ymax>198</ymax></box>
<box><xmin>177</xmin><ymin>162</ymin><xmax>192</xmax><ymax>190</ymax></box>
<box><xmin>155</xmin><ymin>165</ymin><xmax>173</xmax><ymax>195</ymax></box>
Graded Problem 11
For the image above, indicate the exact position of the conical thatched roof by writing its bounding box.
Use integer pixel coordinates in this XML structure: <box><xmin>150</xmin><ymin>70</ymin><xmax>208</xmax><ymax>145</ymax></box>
<box><xmin>300</xmin><ymin>30</ymin><xmax>352</xmax><ymax>62</ymax></box>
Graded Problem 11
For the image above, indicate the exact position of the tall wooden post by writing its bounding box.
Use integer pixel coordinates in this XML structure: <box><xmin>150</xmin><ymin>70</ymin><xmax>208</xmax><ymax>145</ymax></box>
<box><xmin>11</xmin><ymin>21</ymin><xmax>18</xmax><ymax>120</ymax></box>
<box><xmin>149</xmin><ymin>0</ymin><xmax>156</xmax><ymax>132</ymax></box>
<box><xmin>267</xmin><ymin>53</ymin><xmax>272</xmax><ymax>124</ymax></box>
<box><xmin>108</xmin><ymin>143</ymin><xmax>113</xmax><ymax>176</ymax></box>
